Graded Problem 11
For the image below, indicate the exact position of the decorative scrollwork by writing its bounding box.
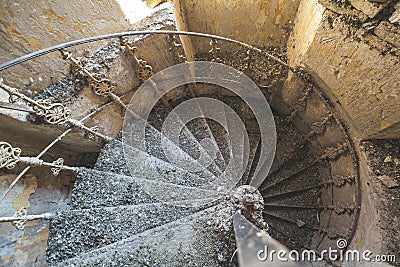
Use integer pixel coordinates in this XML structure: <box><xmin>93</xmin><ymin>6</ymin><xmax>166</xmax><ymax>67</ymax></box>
<box><xmin>321</xmin><ymin>143</ymin><xmax>348</xmax><ymax>160</ymax></box>
<box><xmin>136</xmin><ymin>64</ymin><xmax>153</xmax><ymax>81</ymax></box>
<box><xmin>51</xmin><ymin>158</ymin><xmax>64</xmax><ymax>176</ymax></box>
<box><xmin>60</xmin><ymin>50</ymin><xmax>116</xmax><ymax>97</ymax></box>
<box><xmin>87</xmin><ymin>125</ymin><xmax>99</xmax><ymax>139</ymax></box>
<box><xmin>0</xmin><ymin>142</ymin><xmax>72</xmax><ymax>176</ymax></box>
<box><xmin>120</xmin><ymin>37</ymin><xmax>154</xmax><ymax>81</ymax></box>
<box><xmin>290</xmin><ymin>85</ymin><xmax>314</xmax><ymax>119</ymax></box>
<box><xmin>0</xmin><ymin>142</ymin><xmax>21</xmax><ymax>169</ymax></box>
<box><xmin>71</xmin><ymin>58</ymin><xmax>87</xmax><ymax>74</ymax></box>
<box><xmin>1</xmin><ymin>79</ymin><xmax>70</xmax><ymax>125</ymax></box>
<box><xmin>308</xmin><ymin>113</ymin><xmax>333</xmax><ymax>138</ymax></box>
<box><xmin>89</xmin><ymin>74</ymin><xmax>115</xmax><ymax>97</ymax></box>
<box><xmin>34</xmin><ymin>99</ymin><xmax>71</xmax><ymax>124</ymax></box>
<box><xmin>12</xmin><ymin>208</ymin><xmax>27</xmax><ymax>230</ymax></box>
<box><xmin>209</xmin><ymin>38</ymin><xmax>222</xmax><ymax>63</ymax></box>
<box><xmin>167</xmin><ymin>34</ymin><xmax>187</xmax><ymax>63</ymax></box>
<box><xmin>8</xmin><ymin>94</ymin><xmax>20</xmax><ymax>104</ymax></box>
<box><xmin>332</xmin><ymin>174</ymin><xmax>356</xmax><ymax>187</ymax></box>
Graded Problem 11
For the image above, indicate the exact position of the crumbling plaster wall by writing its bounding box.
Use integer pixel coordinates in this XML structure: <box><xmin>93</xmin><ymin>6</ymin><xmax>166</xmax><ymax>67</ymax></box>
<box><xmin>173</xmin><ymin>0</ymin><xmax>301</xmax><ymax>53</ymax></box>
<box><xmin>0</xmin><ymin>0</ymin><xmax>131</xmax><ymax>93</ymax></box>
<box><xmin>287</xmin><ymin>0</ymin><xmax>400</xmax><ymax>140</ymax></box>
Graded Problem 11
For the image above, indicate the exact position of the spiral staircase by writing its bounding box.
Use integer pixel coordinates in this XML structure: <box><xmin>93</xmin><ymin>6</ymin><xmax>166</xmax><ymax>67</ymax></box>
<box><xmin>0</xmin><ymin>4</ymin><xmax>371</xmax><ymax>267</ymax></box>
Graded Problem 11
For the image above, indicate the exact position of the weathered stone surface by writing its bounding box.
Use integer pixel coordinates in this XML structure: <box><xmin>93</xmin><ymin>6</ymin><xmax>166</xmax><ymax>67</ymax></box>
<box><xmin>0</xmin><ymin>0</ymin><xmax>131</xmax><ymax>93</ymax></box>
<box><xmin>348</xmin><ymin>0</ymin><xmax>389</xmax><ymax>18</ymax></box>
<box><xmin>374</xmin><ymin>21</ymin><xmax>400</xmax><ymax>48</ymax></box>
<box><xmin>288</xmin><ymin>4</ymin><xmax>400</xmax><ymax>139</ymax></box>
<box><xmin>172</xmin><ymin>0</ymin><xmax>301</xmax><ymax>52</ymax></box>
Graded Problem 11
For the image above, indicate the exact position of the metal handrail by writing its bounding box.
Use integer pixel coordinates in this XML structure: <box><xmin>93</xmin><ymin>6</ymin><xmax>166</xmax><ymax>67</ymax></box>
<box><xmin>0</xmin><ymin>30</ymin><xmax>292</xmax><ymax>71</ymax></box>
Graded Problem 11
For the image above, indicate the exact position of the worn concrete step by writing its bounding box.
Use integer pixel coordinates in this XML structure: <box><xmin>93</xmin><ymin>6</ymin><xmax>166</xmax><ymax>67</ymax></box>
<box><xmin>247</xmin><ymin>115</ymin><xmax>307</xmax><ymax>187</ymax></box>
<box><xmin>71</xmin><ymin>168</ymin><xmax>222</xmax><ymax>210</ymax></box>
<box><xmin>122</xmin><ymin>120</ymin><xmax>219</xmax><ymax>183</ymax></box>
<box><xmin>96</xmin><ymin>138</ymin><xmax>217</xmax><ymax>187</ymax></box>
<box><xmin>239</xmin><ymin>116</ymin><xmax>261</xmax><ymax>185</ymax></box>
<box><xmin>46</xmin><ymin>202</ymin><xmax>214</xmax><ymax>264</ymax></box>
<box><xmin>258</xmin><ymin>145</ymin><xmax>315</xmax><ymax>193</ymax></box>
<box><xmin>262</xmin><ymin>164</ymin><xmax>321</xmax><ymax>201</ymax></box>
<box><xmin>272</xmin><ymin>115</ymin><xmax>307</xmax><ymax>173</ymax></box>
<box><xmin>221</xmin><ymin>96</ymin><xmax>260</xmax><ymax>185</ymax></box>
<box><xmin>57</xmin><ymin>203</ymin><xmax>235</xmax><ymax>267</ymax></box>
<box><xmin>148</xmin><ymin>99</ymin><xmax>226</xmax><ymax>177</ymax></box>
<box><xmin>181</xmin><ymin>97</ymin><xmax>250</xmax><ymax>190</ymax></box>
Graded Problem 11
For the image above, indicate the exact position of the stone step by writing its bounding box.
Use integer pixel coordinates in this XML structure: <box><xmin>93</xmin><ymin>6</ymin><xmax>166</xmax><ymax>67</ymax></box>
<box><xmin>46</xmin><ymin>202</ymin><xmax>214</xmax><ymax>264</ymax></box>
<box><xmin>247</xmin><ymin>115</ymin><xmax>307</xmax><ymax>187</ymax></box>
<box><xmin>148</xmin><ymin>98</ymin><xmax>226</xmax><ymax>177</ymax></box>
<box><xmin>71</xmin><ymin>168</ymin><xmax>222</xmax><ymax>210</ymax></box>
<box><xmin>122</xmin><ymin>120</ymin><xmax>219</xmax><ymax>183</ymax></box>
<box><xmin>242</xmin><ymin>132</ymin><xmax>261</xmax><ymax>185</ymax></box>
<box><xmin>271</xmin><ymin>115</ymin><xmax>307</xmax><ymax>173</ymax></box>
<box><xmin>187</xmin><ymin>97</ymin><xmax>250</xmax><ymax>190</ymax></box>
<box><xmin>97</xmin><ymin>138</ymin><xmax>217</xmax><ymax>188</ymax></box>
<box><xmin>57</xmin><ymin>203</ymin><xmax>235</xmax><ymax>267</ymax></box>
<box><xmin>222</xmin><ymin>96</ymin><xmax>260</xmax><ymax>185</ymax></box>
<box><xmin>258</xmin><ymin>146</ymin><xmax>316</xmax><ymax>193</ymax></box>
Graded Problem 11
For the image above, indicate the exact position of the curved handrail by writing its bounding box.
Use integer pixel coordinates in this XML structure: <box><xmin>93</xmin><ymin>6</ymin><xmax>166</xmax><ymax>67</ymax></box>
<box><xmin>0</xmin><ymin>30</ymin><xmax>291</xmax><ymax>71</ymax></box>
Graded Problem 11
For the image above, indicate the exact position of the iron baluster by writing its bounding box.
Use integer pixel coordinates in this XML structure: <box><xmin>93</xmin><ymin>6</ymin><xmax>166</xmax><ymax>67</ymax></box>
<box><xmin>119</xmin><ymin>37</ymin><xmax>153</xmax><ymax>81</ymax></box>
<box><xmin>0</xmin><ymin>141</ymin><xmax>80</xmax><ymax>175</ymax></box>
<box><xmin>0</xmin><ymin>208</ymin><xmax>54</xmax><ymax>230</ymax></box>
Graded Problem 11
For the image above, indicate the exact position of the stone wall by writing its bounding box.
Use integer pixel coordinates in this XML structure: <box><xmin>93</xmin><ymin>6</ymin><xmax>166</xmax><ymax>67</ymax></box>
<box><xmin>172</xmin><ymin>0</ymin><xmax>302</xmax><ymax>53</ymax></box>
<box><xmin>287</xmin><ymin>0</ymin><xmax>400</xmax><ymax>139</ymax></box>
<box><xmin>0</xmin><ymin>0</ymin><xmax>131</xmax><ymax>93</ymax></box>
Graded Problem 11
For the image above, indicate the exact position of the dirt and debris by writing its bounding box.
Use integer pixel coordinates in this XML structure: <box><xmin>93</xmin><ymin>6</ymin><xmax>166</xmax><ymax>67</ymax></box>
<box><xmin>361</xmin><ymin>139</ymin><xmax>400</xmax><ymax>265</ymax></box>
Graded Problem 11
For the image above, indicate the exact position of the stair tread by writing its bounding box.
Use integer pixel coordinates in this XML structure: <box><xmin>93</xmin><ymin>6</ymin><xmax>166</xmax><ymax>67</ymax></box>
<box><xmin>100</xmin><ymin>139</ymin><xmax>216</xmax><ymax>186</ymax></box>
<box><xmin>71</xmin><ymin>168</ymin><xmax>222</xmax><ymax>209</ymax></box>
<box><xmin>259</xmin><ymin>146</ymin><xmax>315</xmax><ymax>192</ymax></box>
<box><xmin>47</xmin><ymin>202</ymin><xmax>217</xmax><ymax>264</ymax></box>
<box><xmin>148</xmin><ymin>100</ymin><xmax>226</xmax><ymax>177</ymax></box>
<box><xmin>57</xmin><ymin>203</ymin><xmax>234</xmax><ymax>267</ymax></box>
<box><xmin>271</xmin><ymin>115</ymin><xmax>307</xmax><ymax>173</ymax></box>
<box><xmin>122</xmin><ymin>120</ymin><xmax>219</xmax><ymax>181</ymax></box>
